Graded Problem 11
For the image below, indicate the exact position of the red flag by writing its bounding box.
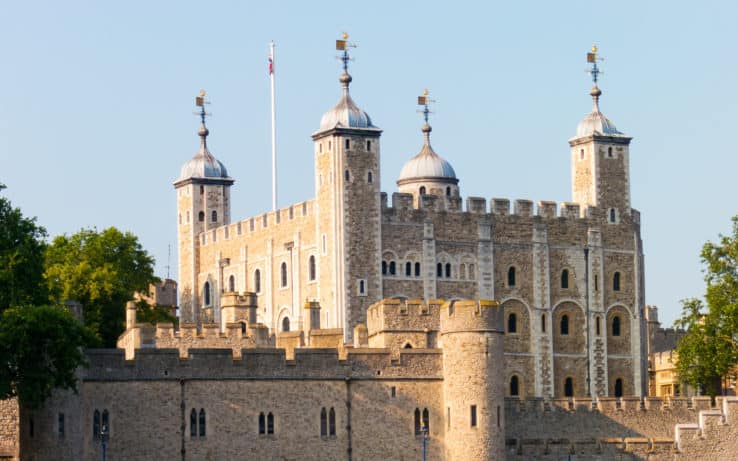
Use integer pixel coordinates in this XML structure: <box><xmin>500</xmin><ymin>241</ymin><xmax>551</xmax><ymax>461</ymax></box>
<box><xmin>268</xmin><ymin>56</ymin><xmax>273</xmax><ymax>75</ymax></box>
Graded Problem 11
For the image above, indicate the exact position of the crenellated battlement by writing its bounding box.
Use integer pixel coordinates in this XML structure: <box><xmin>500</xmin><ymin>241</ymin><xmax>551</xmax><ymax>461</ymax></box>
<box><xmin>366</xmin><ymin>297</ymin><xmax>442</xmax><ymax>336</ymax></box>
<box><xmin>198</xmin><ymin>199</ymin><xmax>315</xmax><ymax>246</ymax></box>
<box><xmin>380</xmin><ymin>192</ymin><xmax>619</xmax><ymax>222</ymax></box>
<box><xmin>439</xmin><ymin>299</ymin><xmax>503</xmax><ymax>334</ymax></box>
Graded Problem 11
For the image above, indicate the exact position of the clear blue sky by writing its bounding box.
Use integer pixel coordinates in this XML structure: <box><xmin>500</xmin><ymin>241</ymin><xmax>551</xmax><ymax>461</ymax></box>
<box><xmin>2</xmin><ymin>1</ymin><xmax>736</xmax><ymax>327</ymax></box>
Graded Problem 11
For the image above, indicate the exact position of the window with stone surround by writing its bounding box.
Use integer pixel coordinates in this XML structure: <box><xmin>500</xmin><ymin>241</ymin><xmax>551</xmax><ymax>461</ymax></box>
<box><xmin>203</xmin><ymin>281</ymin><xmax>211</xmax><ymax>306</ymax></box>
<box><xmin>254</xmin><ymin>269</ymin><xmax>261</xmax><ymax>293</ymax></box>
<box><xmin>345</xmin><ymin>138</ymin><xmax>350</xmax><ymax>150</ymax></box>
<box><xmin>309</xmin><ymin>255</ymin><xmax>316</xmax><ymax>281</ymax></box>
<box><xmin>280</xmin><ymin>262</ymin><xmax>288</xmax><ymax>288</ymax></box>
<box><xmin>564</xmin><ymin>377</ymin><xmax>574</xmax><ymax>397</ymax></box>
<box><xmin>405</xmin><ymin>262</ymin><xmax>412</xmax><ymax>276</ymax></box>
<box><xmin>102</xmin><ymin>410</ymin><xmax>109</xmax><ymax>438</ymax></box>
<box><xmin>613</xmin><ymin>272</ymin><xmax>621</xmax><ymax>291</ymax></box>
<box><xmin>367</xmin><ymin>171</ymin><xmax>373</xmax><ymax>183</ymax></box>
<box><xmin>389</xmin><ymin>261</ymin><xmax>396</xmax><ymax>276</ymax></box>
<box><xmin>415</xmin><ymin>262</ymin><xmax>421</xmax><ymax>277</ymax></box>
<box><xmin>419</xmin><ymin>186</ymin><xmax>426</xmax><ymax>195</ymax></box>
<box><xmin>436</xmin><ymin>263</ymin><xmax>443</xmax><ymax>278</ymax></box>
<box><xmin>58</xmin><ymin>413</ymin><xmax>64</xmax><ymax>439</ymax></box>
<box><xmin>267</xmin><ymin>412</ymin><xmax>274</xmax><ymax>434</ymax></box>
<box><xmin>198</xmin><ymin>211</ymin><xmax>204</xmax><ymax>222</ymax></box>
<box><xmin>320</xmin><ymin>408</ymin><xmax>327</xmax><ymax>437</ymax></box>
<box><xmin>422</xmin><ymin>408</ymin><xmax>429</xmax><ymax>433</ymax></box>
<box><xmin>357</xmin><ymin>279</ymin><xmax>366</xmax><ymax>296</ymax></box>
<box><xmin>445</xmin><ymin>263</ymin><xmax>451</xmax><ymax>278</ymax></box>
<box><xmin>614</xmin><ymin>378</ymin><xmax>623</xmax><ymax>397</ymax></box>
<box><xmin>507</xmin><ymin>266</ymin><xmax>516</xmax><ymax>287</ymax></box>
<box><xmin>510</xmin><ymin>376</ymin><xmax>520</xmax><ymax>397</ymax></box>
<box><xmin>460</xmin><ymin>263</ymin><xmax>466</xmax><ymax>279</ymax></box>
<box><xmin>414</xmin><ymin>408</ymin><xmax>421</xmax><ymax>434</ymax></box>
<box><xmin>595</xmin><ymin>316</ymin><xmax>601</xmax><ymax>336</ymax></box>
<box><xmin>228</xmin><ymin>275</ymin><xmax>235</xmax><ymax>292</ymax></box>
<box><xmin>211</xmin><ymin>210</ymin><xmax>217</xmax><ymax>222</ymax></box>
<box><xmin>258</xmin><ymin>413</ymin><xmax>266</xmax><ymax>435</ymax></box>
<box><xmin>507</xmin><ymin>313</ymin><xmax>517</xmax><ymax>333</ymax></box>
<box><xmin>344</xmin><ymin>169</ymin><xmax>350</xmax><ymax>182</ymax></box>
<box><xmin>93</xmin><ymin>410</ymin><xmax>100</xmax><ymax>440</ymax></box>
<box><xmin>561</xmin><ymin>269</ymin><xmax>569</xmax><ymax>289</ymax></box>
<box><xmin>470</xmin><ymin>405</ymin><xmax>477</xmax><ymax>427</ymax></box>
<box><xmin>469</xmin><ymin>264</ymin><xmax>475</xmax><ymax>279</ymax></box>
<box><xmin>560</xmin><ymin>314</ymin><xmax>569</xmax><ymax>335</ymax></box>
<box><xmin>282</xmin><ymin>317</ymin><xmax>290</xmax><ymax>332</ymax></box>
<box><xmin>612</xmin><ymin>316</ymin><xmax>621</xmax><ymax>336</ymax></box>
<box><xmin>198</xmin><ymin>409</ymin><xmax>206</xmax><ymax>437</ymax></box>
<box><xmin>329</xmin><ymin>408</ymin><xmax>336</xmax><ymax>436</ymax></box>
<box><xmin>381</xmin><ymin>261</ymin><xmax>387</xmax><ymax>275</ymax></box>
<box><xmin>190</xmin><ymin>409</ymin><xmax>197</xmax><ymax>437</ymax></box>
<box><xmin>541</xmin><ymin>314</ymin><xmax>546</xmax><ymax>333</ymax></box>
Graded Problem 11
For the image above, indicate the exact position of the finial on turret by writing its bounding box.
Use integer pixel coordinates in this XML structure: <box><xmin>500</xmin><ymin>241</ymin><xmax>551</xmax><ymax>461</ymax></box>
<box><xmin>194</xmin><ymin>90</ymin><xmax>211</xmax><ymax>146</ymax></box>
<box><xmin>336</xmin><ymin>32</ymin><xmax>357</xmax><ymax>94</ymax></box>
<box><xmin>586</xmin><ymin>45</ymin><xmax>604</xmax><ymax>111</ymax></box>
<box><xmin>417</xmin><ymin>88</ymin><xmax>436</xmax><ymax>144</ymax></box>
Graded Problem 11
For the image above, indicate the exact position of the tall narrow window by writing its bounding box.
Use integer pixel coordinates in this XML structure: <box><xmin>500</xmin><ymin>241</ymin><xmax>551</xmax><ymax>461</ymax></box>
<box><xmin>190</xmin><ymin>409</ymin><xmax>197</xmax><ymax>437</ymax></box>
<box><xmin>320</xmin><ymin>408</ymin><xmax>327</xmax><ymax>436</ymax></box>
<box><xmin>470</xmin><ymin>405</ymin><xmax>477</xmax><ymax>427</ymax></box>
<box><xmin>367</xmin><ymin>171</ymin><xmax>373</xmax><ymax>183</ymax></box>
<box><xmin>254</xmin><ymin>269</ymin><xmax>261</xmax><ymax>293</ymax></box>
<box><xmin>382</xmin><ymin>261</ymin><xmax>387</xmax><ymax>275</ymax></box>
<box><xmin>422</xmin><ymin>408</ymin><xmax>429</xmax><ymax>433</ymax></box>
<box><xmin>508</xmin><ymin>267</ymin><xmax>516</xmax><ymax>287</ymax></box>
<box><xmin>419</xmin><ymin>186</ymin><xmax>426</xmax><ymax>195</ymax></box>
<box><xmin>564</xmin><ymin>377</ymin><xmax>574</xmax><ymax>397</ymax></box>
<box><xmin>414</xmin><ymin>408</ymin><xmax>421</xmax><ymax>435</ymax></box>
<box><xmin>309</xmin><ymin>255</ymin><xmax>316</xmax><ymax>281</ymax></box>
<box><xmin>415</xmin><ymin>262</ymin><xmax>421</xmax><ymax>277</ymax></box>
<box><xmin>541</xmin><ymin>314</ymin><xmax>546</xmax><ymax>333</ymax></box>
<box><xmin>267</xmin><ymin>412</ymin><xmax>274</xmax><ymax>434</ymax></box>
<box><xmin>93</xmin><ymin>410</ymin><xmax>100</xmax><ymax>440</ymax></box>
<box><xmin>259</xmin><ymin>413</ymin><xmax>266</xmax><ymax>435</ymax></box>
<box><xmin>282</xmin><ymin>317</ymin><xmax>290</xmax><ymax>332</ymax></box>
<box><xmin>508</xmin><ymin>313</ymin><xmax>517</xmax><ymax>333</ymax></box>
<box><xmin>281</xmin><ymin>262</ymin><xmax>288</xmax><ymax>287</ymax></box>
<box><xmin>366</xmin><ymin>140</ymin><xmax>371</xmax><ymax>150</ymax></box>
<box><xmin>596</xmin><ymin>316</ymin><xmax>601</xmax><ymax>336</ymax></box>
<box><xmin>358</xmin><ymin>279</ymin><xmax>365</xmax><ymax>295</ymax></box>
<box><xmin>594</xmin><ymin>274</ymin><xmax>599</xmax><ymax>291</ymax></box>
<box><xmin>228</xmin><ymin>275</ymin><xmax>235</xmax><ymax>292</ymax></box>
<box><xmin>560</xmin><ymin>315</ymin><xmax>569</xmax><ymax>335</ymax></box>
<box><xmin>445</xmin><ymin>263</ymin><xmax>451</xmax><ymax>278</ymax></box>
<box><xmin>609</xmin><ymin>208</ymin><xmax>616</xmax><ymax>223</ymax></box>
<box><xmin>198</xmin><ymin>211</ymin><xmax>204</xmax><ymax>222</ymax></box>
<box><xmin>405</xmin><ymin>262</ymin><xmax>412</xmax><ymax>276</ymax></box>
<box><xmin>344</xmin><ymin>169</ymin><xmax>350</xmax><ymax>181</ymax></box>
<box><xmin>612</xmin><ymin>316</ymin><xmax>621</xmax><ymax>336</ymax></box>
<box><xmin>510</xmin><ymin>376</ymin><xmax>519</xmax><ymax>396</ymax></box>
<box><xmin>436</xmin><ymin>263</ymin><xmax>443</xmax><ymax>277</ymax></box>
<box><xmin>446</xmin><ymin>186</ymin><xmax>451</xmax><ymax>196</ymax></box>
<box><xmin>613</xmin><ymin>272</ymin><xmax>621</xmax><ymax>291</ymax></box>
<box><xmin>389</xmin><ymin>261</ymin><xmax>396</xmax><ymax>275</ymax></box>
<box><xmin>29</xmin><ymin>418</ymin><xmax>34</xmax><ymax>438</ymax></box>
<box><xmin>203</xmin><ymin>281</ymin><xmax>211</xmax><ymax>306</ymax></box>
<box><xmin>614</xmin><ymin>378</ymin><xmax>623</xmax><ymax>397</ymax></box>
<box><xmin>608</xmin><ymin>146</ymin><xmax>613</xmax><ymax>158</ymax></box>
<box><xmin>329</xmin><ymin>408</ymin><xmax>336</xmax><ymax>436</ymax></box>
<box><xmin>101</xmin><ymin>410</ymin><xmax>109</xmax><ymax>434</ymax></box>
<box><xmin>211</xmin><ymin>210</ymin><xmax>217</xmax><ymax>222</ymax></box>
<box><xmin>199</xmin><ymin>409</ymin><xmax>206</xmax><ymax>437</ymax></box>
<box><xmin>561</xmin><ymin>269</ymin><xmax>569</xmax><ymax>289</ymax></box>
<box><xmin>58</xmin><ymin>413</ymin><xmax>65</xmax><ymax>438</ymax></box>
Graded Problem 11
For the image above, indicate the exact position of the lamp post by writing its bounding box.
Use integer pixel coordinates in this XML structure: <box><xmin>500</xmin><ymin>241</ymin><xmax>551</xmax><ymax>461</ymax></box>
<box><xmin>421</xmin><ymin>421</ymin><xmax>429</xmax><ymax>461</ymax></box>
<box><xmin>100</xmin><ymin>424</ymin><xmax>108</xmax><ymax>461</ymax></box>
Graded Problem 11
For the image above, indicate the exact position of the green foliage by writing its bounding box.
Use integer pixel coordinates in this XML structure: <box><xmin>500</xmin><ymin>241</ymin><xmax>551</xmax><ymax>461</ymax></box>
<box><xmin>0</xmin><ymin>184</ymin><xmax>48</xmax><ymax>311</ymax></box>
<box><xmin>45</xmin><ymin>227</ymin><xmax>158</xmax><ymax>347</ymax></box>
<box><xmin>0</xmin><ymin>305</ymin><xmax>96</xmax><ymax>409</ymax></box>
<box><xmin>675</xmin><ymin>216</ymin><xmax>738</xmax><ymax>396</ymax></box>
<box><xmin>134</xmin><ymin>299</ymin><xmax>178</xmax><ymax>326</ymax></box>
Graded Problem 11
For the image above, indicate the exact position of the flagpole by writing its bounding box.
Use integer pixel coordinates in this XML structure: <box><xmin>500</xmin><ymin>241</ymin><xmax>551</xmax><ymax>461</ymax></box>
<box><xmin>269</xmin><ymin>40</ymin><xmax>277</xmax><ymax>211</ymax></box>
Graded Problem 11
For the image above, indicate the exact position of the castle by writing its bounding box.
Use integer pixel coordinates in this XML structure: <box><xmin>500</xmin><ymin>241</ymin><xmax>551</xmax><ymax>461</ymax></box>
<box><xmin>175</xmin><ymin>41</ymin><xmax>645</xmax><ymax>400</ymax></box>
<box><xmin>6</xmin><ymin>42</ymin><xmax>738</xmax><ymax>461</ymax></box>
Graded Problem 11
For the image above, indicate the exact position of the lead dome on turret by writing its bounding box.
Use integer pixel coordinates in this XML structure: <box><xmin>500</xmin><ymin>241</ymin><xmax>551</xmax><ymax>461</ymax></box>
<box><xmin>318</xmin><ymin>73</ymin><xmax>378</xmax><ymax>131</ymax></box>
<box><xmin>574</xmin><ymin>86</ymin><xmax>626</xmax><ymax>138</ymax></box>
<box><xmin>177</xmin><ymin>124</ymin><xmax>230</xmax><ymax>182</ymax></box>
<box><xmin>398</xmin><ymin>124</ymin><xmax>457</xmax><ymax>183</ymax></box>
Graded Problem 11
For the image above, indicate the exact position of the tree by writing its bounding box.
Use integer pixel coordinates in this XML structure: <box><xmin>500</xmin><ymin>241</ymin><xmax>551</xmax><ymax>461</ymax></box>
<box><xmin>675</xmin><ymin>216</ymin><xmax>738</xmax><ymax>397</ymax></box>
<box><xmin>0</xmin><ymin>305</ymin><xmax>95</xmax><ymax>409</ymax></box>
<box><xmin>45</xmin><ymin>227</ymin><xmax>158</xmax><ymax>347</ymax></box>
<box><xmin>0</xmin><ymin>184</ymin><xmax>48</xmax><ymax>311</ymax></box>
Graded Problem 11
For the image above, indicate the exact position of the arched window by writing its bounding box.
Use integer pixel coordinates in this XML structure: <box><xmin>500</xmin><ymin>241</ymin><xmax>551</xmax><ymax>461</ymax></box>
<box><xmin>561</xmin><ymin>269</ymin><xmax>569</xmax><ymax>289</ymax></box>
<box><xmin>367</xmin><ymin>171</ymin><xmax>373</xmax><ymax>183</ymax></box>
<box><xmin>405</xmin><ymin>262</ymin><xmax>412</xmax><ymax>276</ymax></box>
<box><xmin>280</xmin><ymin>262</ymin><xmax>288</xmax><ymax>287</ymax></box>
<box><xmin>93</xmin><ymin>410</ymin><xmax>100</xmax><ymax>440</ymax></box>
<box><xmin>609</xmin><ymin>208</ymin><xmax>616</xmax><ymax>223</ymax></box>
<box><xmin>258</xmin><ymin>413</ymin><xmax>266</xmax><ymax>434</ymax></box>
<box><xmin>612</xmin><ymin>316</ymin><xmax>621</xmax><ymax>336</ymax></box>
<box><xmin>541</xmin><ymin>314</ymin><xmax>546</xmax><ymax>333</ymax></box>
<box><xmin>358</xmin><ymin>279</ymin><xmax>365</xmax><ymax>295</ymax></box>
<box><xmin>203</xmin><ymin>281</ymin><xmax>211</xmax><ymax>306</ymax></box>
<box><xmin>445</xmin><ymin>263</ymin><xmax>451</xmax><ymax>278</ymax></box>
<box><xmin>254</xmin><ymin>269</ymin><xmax>261</xmax><ymax>293</ymax></box>
<box><xmin>404</xmin><ymin>343</ymin><xmax>413</xmax><ymax>349</ymax></box>
<box><xmin>211</xmin><ymin>210</ymin><xmax>217</xmax><ymax>222</ymax></box>
<box><xmin>510</xmin><ymin>376</ymin><xmax>520</xmax><ymax>396</ymax></box>
<box><xmin>508</xmin><ymin>313</ymin><xmax>517</xmax><ymax>333</ymax></box>
<box><xmin>422</xmin><ymin>408</ymin><xmax>430</xmax><ymax>432</ymax></box>
<box><xmin>267</xmin><ymin>412</ymin><xmax>274</xmax><ymax>434</ymax></box>
<box><xmin>344</xmin><ymin>169</ymin><xmax>350</xmax><ymax>182</ymax></box>
<box><xmin>228</xmin><ymin>275</ymin><xmax>235</xmax><ymax>292</ymax></box>
<box><xmin>414</xmin><ymin>408</ymin><xmax>421</xmax><ymax>435</ymax></box>
<box><xmin>282</xmin><ymin>317</ymin><xmax>290</xmax><ymax>332</ymax></box>
<box><xmin>446</xmin><ymin>186</ymin><xmax>451</xmax><ymax>196</ymax></box>
<box><xmin>508</xmin><ymin>267</ymin><xmax>516</xmax><ymax>287</ymax></box>
<box><xmin>389</xmin><ymin>261</ymin><xmax>396</xmax><ymax>275</ymax></box>
<box><xmin>560</xmin><ymin>314</ymin><xmax>569</xmax><ymax>335</ymax></box>
<box><xmin>190</xmin><ymin>409</ymin><xmax>197</xmax><ymax>437</ymax></box>
<box><xmin>436</xmin><ymin>263</ymin><xmax>443</xmax><ymax>277</ymax></box>
<box><xmin>198</xmin><ymin>409</ymin><xmax>206</xmax><ymax>437</ymax></box>
<box><xmin>564</xmin><ymin>377</ymin><xmax>574</xmax><ymax>397</ymax></box>
<box><xmin>198</xmin><ymin>211</ymin><xmax>204</xmax><ymax>222</ymax></box>
<box><xmin>309</xmin><ymin>255</ymin><xmax>316</xmax><ymax>281</ymax></box>
<box><xmin>613</xmin><ymin>272</ymin><xmax>621</xmax><ymax>291</ymax></box>
<box><xmin>419</xmin><ymin>186</ymin><xmax>426</xmax><ymax>195</ymax></box>
<box><xmin>381</xmin><ymin>261</ymin><xmax>387</xmax><ymax>275</ymax></box>
<box><xmin>596</xmin><ymin>316</ymin><xmax>601</xmax><ymax>336</ymax></box>
<box><xmin>320</xmin><ymin>408</ymin><xmax>327</xmax><ymax>436</ymax></box>
<box><xmin>329</xmin><ymin>408</ymin><xmax>336</xmax><ymax>436</ymax></box>
<box><xmin>414</xmin><ymin>262</ymin><xmax>421</xmax><ymax>277</ymax></box>
<box><xmin>614</xmin><ymin>378</ymin><xmax>623</xmax><ymax>397</ymax></box>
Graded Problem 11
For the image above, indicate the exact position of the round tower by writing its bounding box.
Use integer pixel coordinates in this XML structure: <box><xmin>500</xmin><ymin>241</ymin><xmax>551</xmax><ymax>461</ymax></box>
<box><xmin>440</xmin><ymin>299</ymin><xmax>504</xmax><ymax>461</ymax></box>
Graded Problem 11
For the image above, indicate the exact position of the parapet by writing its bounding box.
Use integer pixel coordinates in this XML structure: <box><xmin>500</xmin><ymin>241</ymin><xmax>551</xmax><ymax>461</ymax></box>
<box><xmin>514</xmin><ymin>199</ymin><xmax>533</xmax><ymax>217</ymax></box>
<box><xmin>439</xmin><ymin>299</ymin><xmax>503</xmax><ymax>334</ymax></box>
<box><xmin>492</xmin><ymin>198</ymin><xmax>510</xmax><ymax>215</ymax></box>
<box><xmin>560</xmin><ymin>202</ymin><xmax>582</xmax><ymax>219</ymax></box>
<box><xmin>366</xmin><ymin>297</ymin><xmax>442</xmax><ymax>336</ymax></box>
<box><xmin>537</xmin><ymin>201</ymin><xmax>557</xmax><ymax>218</ymax></box>
<box><xmin>466</xmin><ymin>197</ymin><xmax>487</xmax><ymax>214</ymax></box>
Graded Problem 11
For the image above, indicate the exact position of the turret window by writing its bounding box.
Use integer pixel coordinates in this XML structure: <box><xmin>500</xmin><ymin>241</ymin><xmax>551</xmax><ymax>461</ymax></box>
<box><xmin>445</xmin><ymin>263</ymin><xmax>451</xmax><ymax>278</ymax></box>
<box><xmin>389</xmin><ymin>261</ymin><xmax>396</xmax><ymax>275</ymax></box>
<box><xmin>607</xmin><ymin>146</ymin><xmax>613</xmax><ymax>158</ymax></box>
<box><xmin>614</xmin><ymin>378</ymin><xmax>623</xmax><ymax>397</ymax></box>
<box><xmin>280</xmin><ymin>262</ymin><xmax>288</xmax><ymax>288</ymax></box>
<box><xmin>510</xmin><ymin>376</ymin><xmax>520</xmax><ymax>397</ymax></box>
<box><xmin>419</xmin><ymin>186</ymin><xmax>426</xmax><ymax>195</ymax></box>
<box><xmin>211</xmin><ymin>210</ymin><xmax>217</xmax><ymax>222</ymax></box>
<box><xmin>345</xmin><ymin>139</ymin><xmax>350</xmax><ymax>149</ymax></box>
<box><xmin>366</xmin><ymin>140</ymin><xmax>371</xmax><ymax>150</ymax></box>
<box><xmin>405</xmin><ymin>262</ymin><xmax>412</xmax><ymax>276</ymax></box>
<box><xmin>309</xmin><ymin>255</ymin><xmax>316</xmax><ymax>281</ymax></box>
<box><xmin>446</xmin><ymin>186</ymin><xmax>451</xmax><ymax>196</ymax></box>
<box><xmin>254</xmin><ymin>269</ymin><xmax>261</xmax><ymax>293</ymax></box>
<box><xmin>381</xmin><ymin>261</ymin><xmax>387</xmax><ymax>275</ymax></box>
<box><xmin>609</xmin><ymin>208</ymin><xmax>618</xmax><ymax>223</ymax></box>
<box><xmin>282</xmin><ymin>317</ymin><xmax>290</xmax><ymax>332</ymax></box>
<box><xmin>436</xmin><ymin>263</ymin><xmax>443</xmax><ymax>277</ymax></box>
<box><xmin>415</xmin><ymin>262</ymin><xmax>421</xmax><ymax>277</ymax></box>
<box><xmin>367</xmin><ymin>171</ymin><xmax>373</xmax><ymax>183</ymax></box>
<box><xmin>580</xmin><ymin>148</ymin><xmax>585</xmax><ymax>160</ymax></box>
<box><xmin>541</xmin><ymin>314</ymin><xmax>546</xmax><ymax>333</ymax></box>
<box><xmin>560</xmin><ymin>314</ymin><xmax>569</xmax><ymax>335</ymax></box>
<box><xmin>507</xmin><ymin>266</ymin><xmax>516</xmax><ymax>287</ymax></box>
<box><xmin>612</xmin><ymin>316</ymin><xmax>621</xmax><ymax>336</ymax></box>
<box><xmin>198</xmin><ymin>211</ymin><xmax>204</xmax><ymax>222</ymax></box>
<box><xmin>561</xmin><ymin>269</ymin><xmax>569</xmax><ymax>289</ymax></box>
<box><xmin>564</xmin><ymin>378</ymin><xmax>574</xmax><ymax>397</ymax></box>
<box><xmin>470</xmin><ymin>405</ymin><xmax>477</xmax><ymax>427</ymax></box>
<box><xmin>203</xmin><ymin>281</ymin><xmax>211</xmax><ymax>306</ymax></box>
<box><xmin>344</xmin><ymin>169</ymin><xmax>350</xmax><ymax>182</ymax></box>
<box><xmin>596</xmin><ymin>316</ymin><xmax>601</xmax><ymax>336</ymax></box>
<box><xmin>507</xmin><ymin>313</ymin><xmax>517</xmax><ymax>333</ymax></box>
<box><xmin>613</xmin><ymin>272</ymin><xmax>621</xmax><ymax>291</ymax></box>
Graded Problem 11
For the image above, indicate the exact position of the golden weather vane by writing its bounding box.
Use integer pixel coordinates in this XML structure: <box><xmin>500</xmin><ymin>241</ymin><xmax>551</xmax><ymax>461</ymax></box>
<box><xmin>194</xmin><ymin>90</ymin><xmax>210</xmax><ymax>123</ymax></box>
<box><xmin>586</xmin><ymin>44</ymin><xmax>604</xmax><ymax>85</ymax></box>
<box><xmin>417</xmin><ymin>88</ymin><xmax>435</xmax><ymax>124</ymax></box>
<box><xmin>336</xmin><ymin>32</ymin><xmax>356</xmax><ymax>72</ymax></box>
